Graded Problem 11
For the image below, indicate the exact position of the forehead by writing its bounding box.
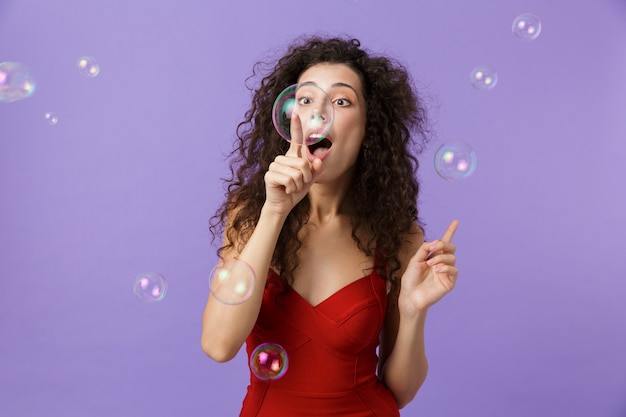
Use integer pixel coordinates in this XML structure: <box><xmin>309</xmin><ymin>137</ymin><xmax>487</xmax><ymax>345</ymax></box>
<box><xmin>297</xmin><ymin>63</ymin><xmax>364</xmax><ymax>95</ymax></box>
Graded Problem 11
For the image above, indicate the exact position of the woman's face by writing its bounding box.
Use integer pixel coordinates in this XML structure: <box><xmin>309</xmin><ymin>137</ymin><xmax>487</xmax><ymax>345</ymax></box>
<box><xmin>296</xmin><ymin>62</ymin><xmax>367</xmax><ymax>184</ymax></box>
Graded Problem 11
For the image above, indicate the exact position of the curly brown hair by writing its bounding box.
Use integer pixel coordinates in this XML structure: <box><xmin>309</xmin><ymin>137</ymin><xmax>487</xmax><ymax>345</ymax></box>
<box><xmin>210</xmin><ymin>34</ymin><xmax>431</xmax><ymax>286</ymax></box>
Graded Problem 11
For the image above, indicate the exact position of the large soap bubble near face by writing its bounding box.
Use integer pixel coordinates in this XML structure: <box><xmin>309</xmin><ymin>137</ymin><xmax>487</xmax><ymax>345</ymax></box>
<box><xmin>434</xmin><ymin>141</ymin><xmax>477</xmax><ymax>182</ymax></box>
<box><xmin>250</xmin><ymin>343</ymin><xmax>289</xmax><ymax>381</ymax></box>
<box><xmin>209</xmin><ymin>258</ymin><xmax>256</xmax><ymax>305</ymax></box>
<box><xmin>0</xmin><ymin>62</ymin><xmax>36</xmax><ymax>102</ymax></box>
<box><xmin>272</xmin><ymin>83</ymin><xmax>334</xmax><ymax>145</ymax></box>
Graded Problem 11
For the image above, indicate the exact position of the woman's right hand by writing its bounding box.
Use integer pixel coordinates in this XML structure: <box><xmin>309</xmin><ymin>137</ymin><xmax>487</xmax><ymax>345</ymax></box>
<box><xmin>263</xmin><ymin>114</ymin><xmax>323</xmax><ymax>217</ymax></box>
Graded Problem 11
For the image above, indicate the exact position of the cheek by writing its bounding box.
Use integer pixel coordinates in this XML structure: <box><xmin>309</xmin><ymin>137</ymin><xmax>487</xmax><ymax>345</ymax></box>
<box><xmin>336</xmin><ymin>114</ymin><xmax>365</xmax><ymax>138</ymax></box>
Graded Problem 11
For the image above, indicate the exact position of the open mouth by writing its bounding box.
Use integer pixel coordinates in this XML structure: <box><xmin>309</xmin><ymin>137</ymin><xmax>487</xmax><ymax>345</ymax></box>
<box><xmin>307</xmin><ymin>137</ymin><xmax>332</xmax><ymax>157</ymax></box>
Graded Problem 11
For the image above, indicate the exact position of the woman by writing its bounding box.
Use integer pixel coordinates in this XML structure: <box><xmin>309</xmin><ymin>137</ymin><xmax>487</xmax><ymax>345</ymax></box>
<box><xmin>201</xmin><ymin>35</ymin><xmax>459</xmax><ymax>416</ymax></box>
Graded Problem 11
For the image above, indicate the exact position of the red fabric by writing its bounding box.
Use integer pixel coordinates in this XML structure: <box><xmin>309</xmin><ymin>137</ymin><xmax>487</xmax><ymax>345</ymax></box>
<box><xmin>239</xmin><ymin>268</ymin><xmax>400</xmax><ymax>417</ymax></box>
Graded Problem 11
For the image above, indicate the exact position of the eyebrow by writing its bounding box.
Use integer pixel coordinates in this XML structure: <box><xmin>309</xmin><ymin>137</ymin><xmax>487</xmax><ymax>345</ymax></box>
<box><xmin>300</xmin><ymin>81</ymin><xmax>361</xmax><ymax>97</ymax></box>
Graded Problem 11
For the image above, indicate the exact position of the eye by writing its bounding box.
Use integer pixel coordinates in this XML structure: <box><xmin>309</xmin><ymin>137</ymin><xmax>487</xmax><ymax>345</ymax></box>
<box><xmin>333</xmin><ymin>98</ymin><xmax>351</xmax><ymax>107</ymax></box>
<box><xmin>297</xmin><ymin>96</ymin><xmax>313</xmax><ymax>105</ymax></box>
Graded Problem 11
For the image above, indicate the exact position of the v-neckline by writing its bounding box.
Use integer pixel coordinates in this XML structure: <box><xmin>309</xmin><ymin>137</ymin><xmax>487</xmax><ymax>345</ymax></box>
<box><xmin>286</xmin><ymin>273</ymin><xmax>375</xmax><ymax>309</ymax></box>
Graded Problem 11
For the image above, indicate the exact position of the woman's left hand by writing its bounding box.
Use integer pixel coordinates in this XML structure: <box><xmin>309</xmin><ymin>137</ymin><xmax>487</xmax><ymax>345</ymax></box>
<box><xmin>399</xmin><ymin>220</ymin><xmax>459</xmax><ymax>316</ymax></box>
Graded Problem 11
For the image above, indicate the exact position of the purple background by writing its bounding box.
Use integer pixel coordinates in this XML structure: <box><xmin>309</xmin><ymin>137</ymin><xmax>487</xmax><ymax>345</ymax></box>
<box><xmin>1</xmin><ymin>0</ymin><xmax>625</xmax><ymax>416</ymax></box>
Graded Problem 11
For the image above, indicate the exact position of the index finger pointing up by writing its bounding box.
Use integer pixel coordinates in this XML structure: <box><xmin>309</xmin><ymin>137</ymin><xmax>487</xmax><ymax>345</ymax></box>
<box><xmin>441</xmin><ymin>219</ymin><xmax>459</xmax><ymax>243</ymax></box>
<box><xmin>286</xmin><ymin>112</ymin><xmax>305</xmax><ymax>158</ymax></box>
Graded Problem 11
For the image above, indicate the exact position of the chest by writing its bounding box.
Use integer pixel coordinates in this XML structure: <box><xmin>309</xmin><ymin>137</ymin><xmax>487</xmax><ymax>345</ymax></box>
<box><xmin>290</xmin><ymin>222</ymin><xmax>375</xmax><ymax>307</ymax></box>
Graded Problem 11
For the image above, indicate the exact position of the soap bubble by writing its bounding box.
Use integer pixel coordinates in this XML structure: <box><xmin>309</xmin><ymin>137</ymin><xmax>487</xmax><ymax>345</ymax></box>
<box><xmin>133</xmin><ymin>272</ymin><xmax>168</xmax><ymax>303</ymax></box>
<box><xmin>77</xmin><ymin>56</ymin><xmax>100</xmax><ymax>77</ymax></box>
<box><xmin>250</xmin><ymin>343</ymin><xmax>289</xmax><ymax>380</ymax></box>
<box><xmin>0</xmin><ymin>62</ymin><xmax>36</xmax><ymax>102</ymax></box>
<box><xmin>272</xmin><ymin>83</ymin><xmax>334</xmax><ymax>145</ymax></box>
<box><xmin>434</xmin><ymin>141</ymin><xmax>477</xmax><ymax>181</ymax></box>
<box><xmin>44</xmin><ymin>112</ymin><xmax>59</xmax><ymax>125</ymax></box>
<box><xmin>470</xmin><ymin>66</ymin><xmax>498</xmax><ymax>91</ymax></box>
<box><xmin>512</xmin><ymin>13</ymin><xmax>542</xmax><ymax>41</ymax></box>
<box><xmin>209</xmin><ymin>258</ymin><xmax>255</xmax><ymax>305</ymax></box>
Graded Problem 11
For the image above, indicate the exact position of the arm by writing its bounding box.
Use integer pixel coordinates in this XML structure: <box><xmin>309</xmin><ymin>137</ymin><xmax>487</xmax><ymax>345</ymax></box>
<box><xmin>379</xmin><ymin>295</ymin><xmax>429</xmax><ymax>409</ymax></box>
<box><xmin>201</xmin><ymin>115</ymin><xmax>323</xmax><ymax>362</ymax></box>
<box><xmin>379</xmin><ymin>220</ymin><xmax>459</xmax><ymax>408</ymax></box>
<box><xmin>201</xmin><ymin>206</ymin><xmax>287</xmax><ymax>362</ymax></box>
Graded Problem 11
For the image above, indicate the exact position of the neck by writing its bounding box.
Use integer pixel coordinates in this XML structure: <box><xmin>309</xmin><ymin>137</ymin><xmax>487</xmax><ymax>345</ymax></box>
<box><xmin>307</xmin><ymin>178</ymin><xmax>355</xmax><ymax>225</ymax></box>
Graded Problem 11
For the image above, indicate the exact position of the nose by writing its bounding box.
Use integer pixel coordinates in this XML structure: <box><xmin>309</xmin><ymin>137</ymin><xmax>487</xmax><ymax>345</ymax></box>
<box><xmin>311</xmin><ymin>111</ymin><xmax>326</xmax><ymax>121</ymax></box>
<box><xmin>309</xmin><ymin>110</ymin><xmax>327</xmax><ymax>129</ymax></box>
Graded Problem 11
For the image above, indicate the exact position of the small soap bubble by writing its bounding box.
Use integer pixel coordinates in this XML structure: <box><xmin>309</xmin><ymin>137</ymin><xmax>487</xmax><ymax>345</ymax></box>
<box><xmin>0</xmin><ymin>62</ymin><xmax>36</xmax><ymax>102</ymax></box>
<box><xmin>209</xmin><ymin>258</ymin><xmax>255</xmax><ymax>305</ymax></box>
<box><xmin>470</xmin><ymin>65</ymin><xmax>498</xmax><ymax>91</ymax></box>
<box><xmin>512</xmin><ymin>13</ymin><xmax>542</xmax><ymax>41</ymax></box>
<box><xmin>133</xmin><ymin>272</ymin><xmax>168</xmax><ymax>303</ymax></box>
<box><xmin>434</xmin><ymin>141</ymin><xmax>477</xmax><ymax>182</ymax></box>
<box><xmin>250</xmin><ymin>343</ymin><xmax>289</xmax><ymax>380</ymax></box>
<box><xmin>44</xmin><ymin>112</ymin><xmax>59</xmax><ymax>125</ymax></box>
<box><xmin>272</xmin><ymin>83</ymin><xmax>334</xmax><ymax>145</ymax></box>
<box><xmin>77</xmin><ymin>56</ymin><xmax>100</xmax><ymax>77</ymax></box>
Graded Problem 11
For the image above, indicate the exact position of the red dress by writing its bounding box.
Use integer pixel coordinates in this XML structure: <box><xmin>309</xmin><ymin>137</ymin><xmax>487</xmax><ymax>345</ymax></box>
<box><xmin>239</xmin><ymin>268</ymin><xmax>400</xmax><ymax>417</ymax></box>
